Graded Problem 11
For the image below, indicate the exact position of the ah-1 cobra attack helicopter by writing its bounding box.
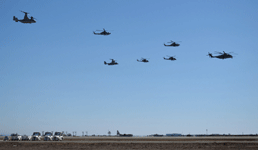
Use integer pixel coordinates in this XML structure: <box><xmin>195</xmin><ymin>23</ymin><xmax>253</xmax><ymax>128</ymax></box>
<box><xmin>13</xmin><ymin>11</ymin><xmax>36</xmax><ymax>24</ymax></box>
<box><xmin>93</xmin><ymin>28</ymin><xmax>111</xmax><ymax>35</ymax></box>
<box><xmin>137</xmin><ymin>58</ymin><xmax>149</xmax><ymax>63</ymax></box>
<box><xmin>104</xmin><ymin>59</ymin><xmax>118</xmax><ymax>65</ymax></box>
<box><xmin>164</xmin><ymin>40</ymin><xmax>180</xmax><ymax>47</ymax></box>
<box><xmin>163</xmin><ymin>55</ymin><xmax>176</xmax><ymax>61</ymax></box>
<box><xmin>207</xmin><ymin>51</ymin><xmax>234</xmax><ymax>59</ymax></box>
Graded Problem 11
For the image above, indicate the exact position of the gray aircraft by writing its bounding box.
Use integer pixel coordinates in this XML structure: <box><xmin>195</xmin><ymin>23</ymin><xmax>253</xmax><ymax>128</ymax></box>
<box><xmin>117</xmin><ymin>130</ymin><xmax>133</xmax><ymax>137</ymax></box>
<box><xmin>93</xmin><ymin>28</ymin><xmax>111</xmax><ymax>35</ymax></box>
<box><xmin>13</xmin><ymin>11</ymin><xmax>36</xmax><ymax>24</ymax></box>
<box><xmin>164</xmin><ymin>40</ymin><xmax>180</xmax><ymax>47</ymax></box>
<box><xmin>104</xmin><ymin>59</ymin><xmax>118</xmax><ymax>65</ymax></box>
<box><xmin>207</xmin><ymin>51</ymin><xmax>233</xmax><ymax>59</ymax></box>
<box><xmin>137</xmin><ymin>58</ymin><xmax>149</xmax><ymax>63</ymax></box>
<box><xmin>164</xmin><ymin>55</ymin><xmax>176</xmax><ymax>61</ymax></box>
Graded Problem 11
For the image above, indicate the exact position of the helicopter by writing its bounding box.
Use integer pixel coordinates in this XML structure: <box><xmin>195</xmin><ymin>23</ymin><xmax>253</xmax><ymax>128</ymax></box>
<box><xmin>104</xmin><ymin>59</ymin><xmax>118</xmax><ymax>65</ymax></box>
<box><xmin>163</xmin><ymin>55</ymin><xmax>176</xmax><ymax>61</ymax></box>
<box><xmin>13</xmin><ymin>11</ymin><xmax>36</xmax><ymax>24</ymax></box>
<box><xmin>164</xmin><ymin>40</ymin><xmax>180</xmax><ymax>47</ymax></box>
<box><xmin>93</xmin><ymin>28</ymin><xmax>111</xmax><ymax>35</ymax></box>
<box><xmin>207</xmin><ymin>51</ymin><xmax>234</xmax><ymax>59</ymax></box>
<box><xmin>137</xmin><ymin>58</ymin><xmax>149</xmax><ymax>63</ymax></box>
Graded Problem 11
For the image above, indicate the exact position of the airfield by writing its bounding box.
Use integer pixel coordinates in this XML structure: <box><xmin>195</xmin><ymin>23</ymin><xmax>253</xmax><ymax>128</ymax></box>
<box><xmin>1</xmin><ymin>136</ymin><xmax>258</xmax><ymax>150</ymax></box>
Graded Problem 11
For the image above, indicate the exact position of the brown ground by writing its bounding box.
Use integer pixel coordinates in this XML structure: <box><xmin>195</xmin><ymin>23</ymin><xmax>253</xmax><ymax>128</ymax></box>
<box><xmin>1</xmin><ymin>136</ymin><xmax>258</xmax><ymax>150</ymax></box>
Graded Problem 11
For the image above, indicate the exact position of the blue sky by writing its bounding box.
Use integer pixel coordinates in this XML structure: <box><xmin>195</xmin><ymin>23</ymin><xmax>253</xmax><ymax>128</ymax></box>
<box><xmin>0</xmin><ymin>0</ymin><xmax>258</xmax><ymax>136</ymax></box>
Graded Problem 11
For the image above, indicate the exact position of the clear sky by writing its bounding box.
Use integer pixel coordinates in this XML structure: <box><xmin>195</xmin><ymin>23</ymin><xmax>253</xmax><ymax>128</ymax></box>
<box><xmin>0</xmin><ymin>0</ymin><xmax>258</xmax><ymax>136</ymax></box>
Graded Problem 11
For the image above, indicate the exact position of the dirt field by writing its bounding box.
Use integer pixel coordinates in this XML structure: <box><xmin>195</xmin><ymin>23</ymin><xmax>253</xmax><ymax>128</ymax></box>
<box><xmin>1</xmin><ymin>136</ymin><xmax>258</xmax><ymax>150</ymax></box>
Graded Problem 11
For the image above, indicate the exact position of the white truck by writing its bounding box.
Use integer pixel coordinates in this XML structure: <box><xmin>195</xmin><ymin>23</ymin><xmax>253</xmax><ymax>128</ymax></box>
<box><xmin>31</xmin><ymin>132</ymin><xmax>41</xmax><ymax>141</ymax></box>
<box><xmin>11</xmin><ymin>133</ymin><xmax>22</xmax><ymax>141</ymax></box>
<box><xmin>53</xmin><ymin>132</ymin><xmax>64</xmax><ymax>141</ymax></box>
<box><xmin>44</xmin><ymin>132</ymin><xmax>53</xmax><ymax>141</ymax></box>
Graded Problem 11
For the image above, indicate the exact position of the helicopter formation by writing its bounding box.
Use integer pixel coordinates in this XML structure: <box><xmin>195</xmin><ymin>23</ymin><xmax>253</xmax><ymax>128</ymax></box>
<box><xmin>13</xmin><ymin>11</ymin><xmax>235</xmax><ymax>66</ymax></box>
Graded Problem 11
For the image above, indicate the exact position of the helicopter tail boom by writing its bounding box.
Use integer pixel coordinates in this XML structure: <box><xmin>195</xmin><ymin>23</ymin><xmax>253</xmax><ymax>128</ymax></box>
<box><xmin>208</xmin><ymin>53</ymin><xmax>213</xmax><ymax>58</ymax></box>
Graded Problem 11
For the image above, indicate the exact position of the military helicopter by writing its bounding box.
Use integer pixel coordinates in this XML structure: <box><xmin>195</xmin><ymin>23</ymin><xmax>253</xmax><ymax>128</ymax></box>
<box><xmin>93</xmin><ymin>28</ymin><xmax>111</xmax><ymax>35</ymax></box>
<box><xmin>104</xmin><ymin>59</ymin><xmax>118</xmax><ymax>65</ymax></box>
<box><xmin>13</xmin><ymin>11</ymin><xmax>36</xmax><ymax>24</ymax></box>
<box><xmin>164</xmin><ymin>40</ymin><xmax>180</xmax><ymax>47</ymax></box>
<box><xmin>163</xmin><ymin>55</ymin><xmax>176</xmax><ymax>61</ymax></box>
<box><xmin>207</xmin><ymin>51</ymin><xmax>234</xmax><ymax>59</ymax></box>
<box><xmin>137</xmin><ymin>58</ymin><xmax>149</xmax><ymax>63</ymax></box>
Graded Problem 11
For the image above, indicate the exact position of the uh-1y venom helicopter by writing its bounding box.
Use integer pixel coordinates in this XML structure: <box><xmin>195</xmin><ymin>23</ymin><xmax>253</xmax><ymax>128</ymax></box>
<box><xmin>137</xmin><ymin>58</ymin><xmax>149</xmax><ymax>63</ymax></box>
<box><xmin>13</xmin><ymin>11</ymin><xmax>36</xmax><ymax>24</ymax></box>
<box><xmin>93</xmin><ymin>28</ymin><xmax>111</xmax><ymax>35</ymax></box>
<box><xmin>163</xmin><ymin>55</ymin><xmax>176</xmax><ymax>61</ymax></box>
<box><xmin>104</xmin><ymin>59</ymin><xmax>118</xmax><ymax>65</ymax></box>
<box><xmin>164</xmin><ymin>40</ymin><xmax>180</xmax><ymax>47</ymax></box>
<box><xmin>207</xmin><ymin>51</ymin><xmax>234</xmax><ymax>59</ymax></box>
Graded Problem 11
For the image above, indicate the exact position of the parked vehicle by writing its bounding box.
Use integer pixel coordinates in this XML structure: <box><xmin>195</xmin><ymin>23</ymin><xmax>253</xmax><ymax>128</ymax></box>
<box><xmin>4</xmin><ymin>136</ymin><xmax>9</xmax><ymax>141</ymax></box>
<box><xmin>22</xmin><ymin>135</ymin><xmax>31</xmax><ymax>141</ymax></box>
<box><xmin>44</xmin><ymin>132</ymin><xmax>53</xmax><ymax>141</ymax></box>
<box><xmin>53</xmin><ymin>132</ymin><xmax>63</xmax><ymax>141</ymax></box>
<box><xmin>11</xmin><ymin>133</ymin><xmax>22</xmax><ymax>141</ymax></box>
<box><xmin>31</xmin><ymin>132</ymin><xmax>41</xmax><ymax>141</ymax></box>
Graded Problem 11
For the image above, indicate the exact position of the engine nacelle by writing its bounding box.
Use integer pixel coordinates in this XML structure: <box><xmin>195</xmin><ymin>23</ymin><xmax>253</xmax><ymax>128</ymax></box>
<box><xmin>13</xmin><ymin>16</ymin><xmax>18</xmax><ymax>22</ymax></box>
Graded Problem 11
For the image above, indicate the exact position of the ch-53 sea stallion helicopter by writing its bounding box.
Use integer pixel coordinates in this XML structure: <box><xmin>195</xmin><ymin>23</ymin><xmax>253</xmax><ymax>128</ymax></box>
<box><xmin>93</xmin><ymin>28</ymin><xmax>111</xmax><ymax>35</ymax></box>
<box><xmin>104</xmin><ymin>59</ymin><xmax>118</xmax><ymax>65</ymax></box>
<box><xmin>137</xmin><ymin>58</ymin><xmax>149</xmax><ymax>63</ymax></box>
<box><xmin>207</xmin><ymin>51</ymin><xmax>234</xmax><ymax>59</ymax></box>
<box><xmin>13</xmin><ymin>11</ymin><xmax>36</xmax><ymax>24</ymax></box>
<box><xmin>163</xmin><ymin>55</ymin><xmax>176</xmax><ymax>61</ymax></box>
<box><xmin>164</xmin><ymin>40</ymin><xmax>180</xmax><ymax>47</ymax></box>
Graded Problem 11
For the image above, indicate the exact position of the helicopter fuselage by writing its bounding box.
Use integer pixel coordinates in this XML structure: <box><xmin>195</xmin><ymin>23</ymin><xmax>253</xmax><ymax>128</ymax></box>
<box><xmin>13</xmin><ymin>16</ymin><xmax>36</xmax><ymax>24</ymax></box>
<box><xmin>164</xmin><ymin>43</ymin><xmax>180</xmax><ymax>47</ymax></box>
<box><xmin>208</xmin><ymin>53</ymin><xmax>233</xmax><ymax>59</ymax></box>
<box><xmin>104</xmin><ymin>61</ymin><xmax>118</xmax><ymax>65</ymax></box>
<box><xmin>93</xmin><ymin>32</ymin><xmax>111</xmax><ymax>36</ymax></box>
<box><xmin>164</xmin><ymin>57</ymin><xmax>176</xmax><ymax>60</ymax></box>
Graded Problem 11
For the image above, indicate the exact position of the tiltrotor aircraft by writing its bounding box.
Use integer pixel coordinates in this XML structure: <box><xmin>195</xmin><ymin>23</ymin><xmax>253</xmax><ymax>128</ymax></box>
<box><xmin>164</xmin><ymin>55</ymin><xmax>176</xmax><ymax>61</ymax></box>
<box><xmin>13</xmin><ymin>11</ymin><xmax>36</xmax><ymax>24</ymax></box>
<box><xmin>207</xmin><ymin>51</ymin><xmax>233</xmax><ymax>59</ymax></box>
<box><xmin>104</xmin><ymin>59</ymin><xmax>118</xmax><ymax>65</ymax></box>
<box><xmin>164</xmin><ymin>40</ymin><xmax>180</xmax><ymax>47</ymax></box>
<box><xmin>93</xmin><ymin>28</ymin><xmax>111</xmax><ymax>35</ymax></box>
<box><xmin>137</xmin><ymin>58</ymin><xmax>149</xmax><ymax>63</ymax></box>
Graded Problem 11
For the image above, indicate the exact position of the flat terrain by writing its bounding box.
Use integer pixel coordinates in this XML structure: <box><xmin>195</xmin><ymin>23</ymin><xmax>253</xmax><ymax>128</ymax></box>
<box><xmin>1</xmin><ymin>136</ymin><xmax>258</xmax><ymax>150</ymax></box>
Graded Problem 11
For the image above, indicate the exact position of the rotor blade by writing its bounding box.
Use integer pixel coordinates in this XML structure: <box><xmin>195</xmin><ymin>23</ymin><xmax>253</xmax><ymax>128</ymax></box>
<box><xmin>228</xmin><ymin>52</ymin><xmax>238</xmax><ymax>55</ymax></box>
<box><xmin>214</xmin><ymin>51</ymin><xmax>223</xmax><ymax>54</ymax></box>
<box><xmin>20</xmin><ymin>10</ymin><xmax>29</xmax><ymax>14</ymax></box>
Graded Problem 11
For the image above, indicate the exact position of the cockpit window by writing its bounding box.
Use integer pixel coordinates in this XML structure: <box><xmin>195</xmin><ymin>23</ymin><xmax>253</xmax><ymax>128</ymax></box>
<box><xmin>55</xmin><ymin>132</ymin><xmax>61</xmax><ymax>135</ymax></box>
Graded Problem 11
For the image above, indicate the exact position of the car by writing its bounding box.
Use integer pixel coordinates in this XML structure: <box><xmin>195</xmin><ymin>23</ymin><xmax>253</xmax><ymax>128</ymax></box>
<box><xmin>31</xmin><ymin>132</ymin><xmax>41</xmax><ymax>141</ymax></box>
<box><xmin>44</xmin><ymin>132</ymin><xmax>53</xmax><ymax>141</ymax></box>
<box><xmin>3</xmin><ymin>136</ymin><xmax>9</xmax><ymax>141</ymax></box>
<box><xmin>53</xmin><ymin>132</ymin><xmax>63</xmax><ymax>141</ymax></box>
<box><xmin>11</xmin><ymin>133</ymin><xmax>22</xmax><ymax>141</ymax></box>
<box><xmin>22</xmin><ymin>135</ymin><xmax>32</xmax><ymax>141</ymax></box>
